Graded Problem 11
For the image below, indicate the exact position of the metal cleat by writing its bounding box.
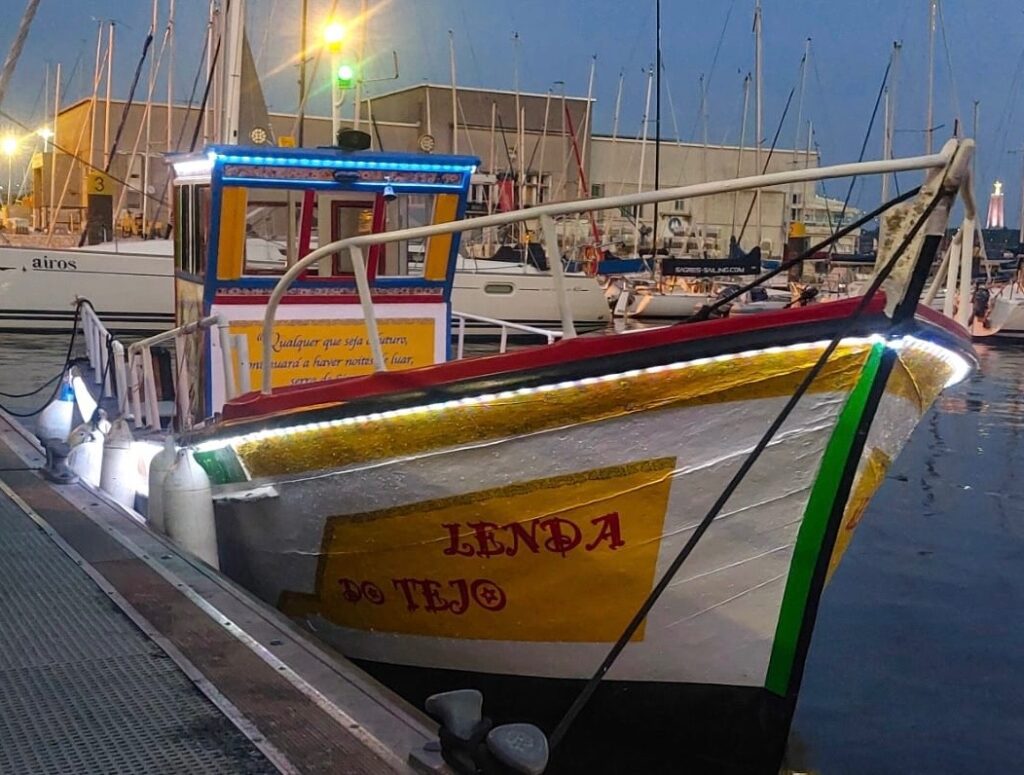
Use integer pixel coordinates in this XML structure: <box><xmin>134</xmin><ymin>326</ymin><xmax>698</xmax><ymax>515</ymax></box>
<box><xmin>425</xmin><ymin>690</ymin><xmax>549</xmax><ymax>774</ymax></box>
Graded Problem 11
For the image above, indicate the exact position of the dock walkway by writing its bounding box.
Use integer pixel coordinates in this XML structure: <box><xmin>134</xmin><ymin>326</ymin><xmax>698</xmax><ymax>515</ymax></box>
<box><xmin>0</xmin><ymin>413</ymin><xmax>447</xmax><ymax>774</ymax></box>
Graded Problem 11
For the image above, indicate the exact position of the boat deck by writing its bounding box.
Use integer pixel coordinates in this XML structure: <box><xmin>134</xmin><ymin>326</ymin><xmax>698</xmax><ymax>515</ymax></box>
<box><xmin>0</xmin><ymin>413</ymin><xmax>448</xmax><ymax>775</ymax></box>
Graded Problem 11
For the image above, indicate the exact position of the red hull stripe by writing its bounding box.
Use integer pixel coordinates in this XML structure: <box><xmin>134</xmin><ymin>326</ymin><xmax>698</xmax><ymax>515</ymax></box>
<box><xmin>223</xmin><ymin>295</ymin><xmax>895</xmax><ymax>421</ymax></box>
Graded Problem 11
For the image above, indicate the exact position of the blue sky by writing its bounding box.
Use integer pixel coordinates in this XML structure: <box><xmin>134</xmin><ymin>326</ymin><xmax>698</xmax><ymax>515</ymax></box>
<box><xmin>3</xmin><ymin>0</ymin><xmax>1021</xmax><ymax>222</ymax></box>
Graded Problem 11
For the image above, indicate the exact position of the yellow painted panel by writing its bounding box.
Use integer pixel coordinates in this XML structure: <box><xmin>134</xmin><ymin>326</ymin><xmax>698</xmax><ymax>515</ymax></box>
<box><xmin>423</xmin><ymin>194</ymin><xmax>460</xmax><ymax>281</ymax></box>
<box><xmin>280</xmin><ymin>458</ymin><xmax>675</xmax><ymax>642</ymax></box>
<box><xmin>217</xmin><ymin>187</ymin><xmax>248</xmax><ymax>280</ymax></box>
<box><xmin>228</xmin><ymin>317</ymin><xmax>437</xmax><ymax>389</ymax></box>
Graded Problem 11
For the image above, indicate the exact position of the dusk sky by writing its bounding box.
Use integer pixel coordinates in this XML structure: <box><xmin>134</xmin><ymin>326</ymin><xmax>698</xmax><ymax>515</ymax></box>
<box><xmin>2</xmin><ymin>0</ymin><xmax>1021</xmax><ymax>221</ymax></box>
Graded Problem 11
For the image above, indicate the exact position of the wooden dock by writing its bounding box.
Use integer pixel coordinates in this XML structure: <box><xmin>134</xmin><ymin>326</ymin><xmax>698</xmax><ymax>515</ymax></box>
<box><xmin>0</xmin><ymin>411</ymin><xmax>449</xmax><ymax>774</ymax></box>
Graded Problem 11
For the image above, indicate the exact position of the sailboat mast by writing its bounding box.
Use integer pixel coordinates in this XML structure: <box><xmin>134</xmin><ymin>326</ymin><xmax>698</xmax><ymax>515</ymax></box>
<box><xmin>699</xmin><ymin>74</ymin><xmax>709</xmax><ymax>251</ymax></box>
<box><xmin>143</xmin><ymin>1</ymin><xmax>157</xmax><ymax>232</ymax></box>
<box><xmin>635</xmin><ymin>66</ymin><xmax>654</xmax><ymax>253</ymax></box>
<box><xmin>298</xmin><ymin>0</ymin><xmax>307</xmax><ymax>146</ymax></box>
<box><xmin>450</xmin><ymin>31</ymin><xmax>458</xmax><ymax>154</ymax></box>
<box><xmin>730</xmin><ymin>73</ymin><xmax>751</xmax><ymax>242</ymax></box>
<box><xmin>105</xmin><ymin>22</ymin><xmax>115</xmax><ymax>165</ymax></box>
<box><xmin>166</xmin><ymin>1</ymin><xmax>174</xmax><ymax>153</ymax></box>
<box><xmin>222</xmin><ymin>0</ymin><xmax>246</xmax><ymax>145</ymax></box>
<box><xmin>753</xmin><ymin>0</ymin><xmax>763</xmax><ymax>252</ymax></box>
<box><xmin>354</xmin><ymin>0</ymin><xmax>367</xmax><ymax>131</ymax></box>
<box><xmin>580</xmin><ymin>55</ymin><xmax>596</xmax><ymax>195</ymax></box>
<box><xmin>652</xmin><ymin>0</ymin><xmax>662</xmax><ymax>252</ymax></box>
<box><xmin>926</xmin><ymin>0</ymin><xmax>937</xmax><ymax>154</ymax></box>
<box><xmin>50</xmin><ymin>61</ymin><xmax>60</xmax><ymax>230</ymax></box>
<box><xmin>786</xmin><ymin>38</ymin><xmax>809</xmax><ymax>246</ymax></box>
<box><xmin>611</xmin><ymin>70</ymin><xmax>624</xmax><ymax>141</ymax></box>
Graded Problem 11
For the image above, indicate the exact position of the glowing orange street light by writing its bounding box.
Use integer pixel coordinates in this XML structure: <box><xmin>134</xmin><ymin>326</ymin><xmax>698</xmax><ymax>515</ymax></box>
<box><xmin>322</xmin><ymin>20</ymin><xmax>345</xmax><ymax>50</ymax></box>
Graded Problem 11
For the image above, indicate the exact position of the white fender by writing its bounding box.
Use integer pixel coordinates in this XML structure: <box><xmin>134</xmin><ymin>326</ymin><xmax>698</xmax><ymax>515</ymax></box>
<box><xmin>163</xmin><ymin>448</ymin><xmax>219</xmax><ymax>568</ymax></box>
<box><xmin>99</xmin><ymin>418</ymin><xmax>136</xmax><ymax>507</ymax></box>
<box><xmin>67</xmin><ymin>423</ymin><xmax>105</xmax><ymax>487</ymax></box>
<box><xmin>146</xmin><ymin>437</ymin><xmax>177</xmax><ymax>534</ymax></box>
<box><xmin>36</xmin><ymin>379</ymin><xmax>75</xmax><ymax>443</ymax></box>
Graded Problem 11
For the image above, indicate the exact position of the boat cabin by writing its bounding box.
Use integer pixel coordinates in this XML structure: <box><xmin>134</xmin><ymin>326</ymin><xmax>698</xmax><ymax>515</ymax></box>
<box><xmin>168</xmin><ymin>145</ymin><xmax>479</xmax><ymax>423</ymax></box>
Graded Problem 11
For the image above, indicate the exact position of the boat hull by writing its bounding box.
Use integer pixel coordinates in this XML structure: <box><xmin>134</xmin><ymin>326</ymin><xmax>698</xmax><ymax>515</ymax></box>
<box><xmin>972</xmin><ymin>295</ymin><xmax>1024</xmax><ymax>339</ymax></box>
<box><xmin>0</xmin><ymin>246</ymin><xmax>174</xmax><ymax>331</ymax></box>
<box><xmin>452</xmin><ymin>268</ymin><xmax>610</xmax><ymax>337</ymax></box>
<box><xmin>193</xmin><ymin>304</ymin><xmax>969</xmax><ymax>772</ymax></box>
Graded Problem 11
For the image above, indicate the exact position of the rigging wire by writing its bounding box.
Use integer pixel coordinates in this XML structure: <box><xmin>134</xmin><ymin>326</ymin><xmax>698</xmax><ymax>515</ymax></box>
<box><xmin>830</xmin><ymin>58</ymin><xmax>892</xmax><ymax>253</ymax></box>
<box><xmin>935</xmin><ymin>0</ymin><xmax>962</xmax><ymax>136</ymax></box>
<box><xmin>549</xmin><ymin>182</ymin><xmax>944</xmax><ymax>753</ymax></box>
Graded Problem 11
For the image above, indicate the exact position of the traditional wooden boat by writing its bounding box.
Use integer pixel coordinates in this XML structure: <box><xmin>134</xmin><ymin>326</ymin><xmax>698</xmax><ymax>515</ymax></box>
<box><xmin>70</xmin><ymin>138</ymin><xmax>977</xmax><ymax>773</ymax></box>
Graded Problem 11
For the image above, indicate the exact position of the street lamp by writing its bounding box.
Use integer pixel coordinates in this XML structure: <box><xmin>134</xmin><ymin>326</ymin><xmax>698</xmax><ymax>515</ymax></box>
<box><xmin>1</xmin><ymin>136</ymin><xmax>18</xmax><ymax>210</ymax></box>
<box><xmin>322</xmin><ymin>19</ymin><xmax>346</xmax><ymax>139</ymax></box>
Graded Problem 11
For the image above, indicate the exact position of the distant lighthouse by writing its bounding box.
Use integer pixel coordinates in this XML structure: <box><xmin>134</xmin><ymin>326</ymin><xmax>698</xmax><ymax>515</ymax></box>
<box><xmin>986</xmin><ymin>180</ymin><xmax>1005</xmax><ymax>229</ymax></box>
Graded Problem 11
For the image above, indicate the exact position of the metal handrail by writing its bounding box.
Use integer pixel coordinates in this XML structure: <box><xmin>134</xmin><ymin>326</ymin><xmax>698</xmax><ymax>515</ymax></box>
<box><xmin>257</xmin><ymin>146</ymin><xmax>958</xmax><ymax>395</ymax></box>
<box><xmin>77</xmin><ymin>297</ymin><xmax>118</xmax><ymax>403</ymax></box>
<box><xmin>451</xmin><ymin>310</ymin><xmax>564</xmax><ymax>359</ymax></box>
<box><xmin>126</xmin><ymin>314</ymin><xmax>238</xmax><ymax>431</ymax></box>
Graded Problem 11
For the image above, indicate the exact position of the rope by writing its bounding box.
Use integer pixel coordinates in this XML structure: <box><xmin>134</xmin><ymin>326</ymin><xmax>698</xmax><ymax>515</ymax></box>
<box><xmin>548</xmin><ymin>183</ymin><xmax>944</xmax><ymax>752</ymax></box>
<box><xmin>0</xmin><ymin>300</ymin><xmax>84</xmax><ymax>417</ymax></box>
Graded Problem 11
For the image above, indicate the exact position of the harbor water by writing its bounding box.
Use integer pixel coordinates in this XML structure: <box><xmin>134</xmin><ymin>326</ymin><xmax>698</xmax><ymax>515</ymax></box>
<box><xmin>1</xmin><ymin>330</ymin><xmax>1020</xmax><ymax>773</ymax></box>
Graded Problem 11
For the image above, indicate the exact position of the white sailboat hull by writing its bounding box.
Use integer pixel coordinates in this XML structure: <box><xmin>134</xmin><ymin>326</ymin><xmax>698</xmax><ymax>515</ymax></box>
<box><xmin>0</xmin><ymin>246</ymin><xmax>174</xmax><ymax>331</ymax></box>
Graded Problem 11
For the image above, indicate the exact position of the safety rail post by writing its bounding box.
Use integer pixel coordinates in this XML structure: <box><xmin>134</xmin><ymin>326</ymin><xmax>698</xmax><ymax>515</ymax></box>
<box><xmin>141</xmin><ymin>345</ymin><xmax>160</xmax><ymax>431</ymax></box>
<box><xmin>234</xmin><ymin>333</ymin><xmax>251</xmax><ymax>394</ymax></box>
<box><xmin>174</xmin><ymin>333</ymin><xmax>192</xmax><ymax>431</ymax></box>
<box><xmin>216</xmin><ymin>315</ymin><xmax>238</xmax><ymax>401</ymax></box>
<box><xmin>456</xmin><ymin>316</ymin><xmax>467</xmax><ymax>360</ymax></box>
<box><xmin>111</xmin><ymin>340</ymin><xmax>127</xmax><ymax>414</ymax></box>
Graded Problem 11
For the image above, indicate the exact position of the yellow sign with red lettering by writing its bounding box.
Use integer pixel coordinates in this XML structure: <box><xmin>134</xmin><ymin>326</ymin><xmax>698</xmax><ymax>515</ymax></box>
<box><xmin>229</xmin><ymin>317</ymin><xmax>437</xmax><ymax>388</ymax></box>
<box><xmin>280</xmin><ymin>458</ymin><xmax>675</xmax><ymax>642</ymax></box>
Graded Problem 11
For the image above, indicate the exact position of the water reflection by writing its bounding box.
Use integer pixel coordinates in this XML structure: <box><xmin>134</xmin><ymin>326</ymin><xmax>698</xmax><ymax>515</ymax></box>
<box><xmin>791</xmin><ymin>342</ymin><xmax>1024</xmax><ymax>773</ymax></box>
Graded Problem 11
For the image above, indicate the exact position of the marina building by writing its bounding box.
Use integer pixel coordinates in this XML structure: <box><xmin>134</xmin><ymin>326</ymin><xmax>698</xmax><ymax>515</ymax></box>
<box><xmin>26</xmin><ymin>84</ymin><xmax>824</xmax><ymax>255</ymax></box>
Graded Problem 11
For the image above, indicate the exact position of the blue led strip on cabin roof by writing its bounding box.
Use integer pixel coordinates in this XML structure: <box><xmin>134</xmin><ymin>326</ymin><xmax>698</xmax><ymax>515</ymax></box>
<box><xmin>209</xmin><ymin>149</ymin><xmax>477</xmax><ymax>175</ymax></box>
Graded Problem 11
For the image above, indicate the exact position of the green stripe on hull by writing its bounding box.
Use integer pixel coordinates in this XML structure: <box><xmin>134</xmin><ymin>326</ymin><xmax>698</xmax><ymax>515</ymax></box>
<box><xmin>764</xmin><ymin>342</ymin><xmax>885</xmax><ymax>696</ymax></box>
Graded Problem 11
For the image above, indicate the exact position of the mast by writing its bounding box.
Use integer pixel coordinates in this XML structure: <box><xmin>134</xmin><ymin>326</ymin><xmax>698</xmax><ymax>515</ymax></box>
<box><xmin>652</xmin><ymin>0</ymin><xmax>662</xmax><ymax>253</ymax></box>
<box><xmin>611</xmin><ymin>69</ymin><xmax>624</xmax><ymax>142</ymax></box>
<box><xmin>539</xmin><ymin>88</ymin><xmax>551</xmax><ymax>200</ymax></box>
<box><xmin>880</xmin><ymin>42</ymin><xmax>900</xmax><ymax>248</ymax></box>
<box><xmin>787</xmin><ymin>38</ymin><xmax>810</xmax><ymax>247</ymax></box>
<box><xmin>0</xmin><ymin>0</ymin><xmax>42</xmax><ymax>111</ymax></box>
<box><xmin>512</xmin><ymin>31</ymin><xmax>521</xmax><ymax>206</ymax></box>
<box><xmin>89</xmin><ymin>21</ymin><xmax>103</xmax><ymax>174</ymax></box>
<box><xmin>753</xmin><ymin>0</ymin><xmax>764</xmax><ymax>251</ymax></box>
<box><xmin>143</xmin><ymin>1</ymin><xmax>157</xmax><ymax>232</ymax></box>
<box><xmin>353</xmin><ymin>0</ymin><xmax>367</xmax><ymax>131</ymax></box>
<box><xmin>730</xmin><ymin>72</ymin><xmax>751</xmax><ymax>242</ymax></box>
<box><xmin>222</xmin><ymin>0</ymin><xmax>245</xmax><ymax>144</ymax></box>
<box><xmin>579</xmin><ymin>55</ymin><xmax>596</xmax><ymax>196</ymax></box>
<box><xmin>298</xmin><ymin>0</ymin><xmax>307</xmax><ymax>145</ymax></box>
<box><xmin>205</xmin><ymin>1</ymin><xmax>215</xmax><ymax>145</ymax></box>
<box><xmin>166</xmin><ymin>2</ymin><xmax>174</xmax><ymax>153</ymax></box>
<box><xmin>50</xmin><ymin>61</ymin><xmax>60</xmax><ymax>230</ymax></box>
<box><xmin>449</xmin><ymin>30</ymin><xmax>458</xmax><ymax>154</ymax></box>
<box><xmin>104</xmin><ymin>23</ymin><xmax>115</xmax><ymax>165</ymax></box>
<box><xmin>699</xmin><ymin>73</ymin><xmax>709</xmax><ymax>252</ymax></box>
<box><xmin>926</xmin><ymin>0</ymin><xmax>937</xmax><ymax>154</ymax></box>
<box><xmin>635</xmin><ymin>65</ymin><xmax>654</xmax><ymax>253</ymax></box>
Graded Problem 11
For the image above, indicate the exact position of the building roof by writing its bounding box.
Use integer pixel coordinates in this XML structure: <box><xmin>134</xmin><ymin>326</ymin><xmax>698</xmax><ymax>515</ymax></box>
<box><xmin>365</xmin><ymin>82</ymin><xmax>593</xmax><ymax>104</ymax></box>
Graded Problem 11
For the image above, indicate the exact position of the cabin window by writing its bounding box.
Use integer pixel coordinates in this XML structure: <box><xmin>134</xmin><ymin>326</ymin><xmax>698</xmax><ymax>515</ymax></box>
<box><xmin>173</xmin><ymin>183</ymin><xmax>210</xmax><ymax>276</ymax></box>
